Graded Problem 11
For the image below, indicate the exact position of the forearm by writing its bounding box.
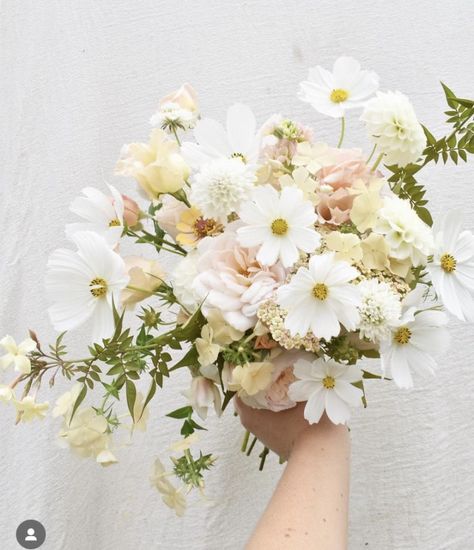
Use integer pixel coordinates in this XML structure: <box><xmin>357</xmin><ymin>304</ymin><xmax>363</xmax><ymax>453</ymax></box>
<box><xmin>246</xmin><ymin>419</ymin><xmax>350</xmax><ymax>550</ymax></box>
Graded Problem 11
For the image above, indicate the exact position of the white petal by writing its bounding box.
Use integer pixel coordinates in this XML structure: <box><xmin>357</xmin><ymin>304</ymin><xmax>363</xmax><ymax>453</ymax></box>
<box><xmin>324</xmin><ymin>390</ymin><xmax>351</xmax><ymax>424</ymax></box>
<box><xmin>226</xmin><ymin>103</ymin><xmax>256</xmax><ymax>155</ymax></box>
<box><xmin>303</xmin><ymin>387</ymin><xmax>326</xmax><ymax>424</ymax></box>
<box><xmin>333</xmin><ymin>381</ymin><xmax>363</xmax><ymax>407</ymax></box>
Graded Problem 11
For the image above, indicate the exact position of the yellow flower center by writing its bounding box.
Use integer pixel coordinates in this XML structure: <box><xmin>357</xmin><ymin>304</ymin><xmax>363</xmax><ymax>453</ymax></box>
<box><xmin>108</xmin><ymin>219</ymin><xmax>121</xmax><ymax>227</ymax></box>
<box><xmin>231</xmin><ymin>152</ymin><xmax>247</xmax><ymax>163</ymax></box>
<box><xmin>440</xmin><ymin>253</ymin><xmax>456</xmax><ymax>273</ymax></box>
<box><xmin>312</xmin><ymin>283</ymin><xmax>329</xmax><ymax>301</ymax></box>
<box><xmin>330</xmin><ymin>89</ymin><xmax>349</xmax><ymax>103</ymax></box>
<box><xmin>322</xmin><ymin>375</ymin><xmax>335</xmax><ymax>389</ymax></box>
<box><xmin>89</xmin><ymin>277</ymin><xmax>108</xmax><ymax>298</ymax></box>
<box><xmin>271</xmin><ymin>218</ymin><xmax>289</xmax><ymax>236</ymax></box>
<box><xmin>394</xmin><ymin>326</ymin><xmax>411</xmax><ymax>345</ymax></box>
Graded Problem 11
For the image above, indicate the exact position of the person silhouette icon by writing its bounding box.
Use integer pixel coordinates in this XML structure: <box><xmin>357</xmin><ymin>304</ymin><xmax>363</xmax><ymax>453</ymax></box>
<box><xmin>24</xmin><ymin>528</ymin><xmax>37</xmax><ymax>542</ymax></box>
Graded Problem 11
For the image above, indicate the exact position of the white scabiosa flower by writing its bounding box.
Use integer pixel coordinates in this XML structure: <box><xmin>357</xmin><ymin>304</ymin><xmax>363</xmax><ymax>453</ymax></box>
<box><xmin>380</xmin><ymin>288</ymin><xmax>450</xmax><ymax>388</ymax></box>
<box><xmin>374</xmin><ymin>196</ymin><xmax>433</xmax><ymax>266</ymax></box>
<box><xmin>298</xmin><ymin>56</ymin><xmax>379</xmax><ymax>118</ymax></box>
<box><xmin>357</xmin><ymin>279</ymin><xmax>402</xmax><ymax>342</ymax></box>
<box><xmin>289</xmin><ymin>358</ymin><xmax>363</xmax><ymax>424</ymax></box>
<box><xmin>0</xmin><ymin>335</ymin><xmax>36</xmax><ymax>374</ymax></box>
<box><xmin>277</xmin><ymin>252</ymin><xmax>361</xmax><ymax>340</ymax></box>
<box><xmin>181</xmin><ymin>103</ymin><xmax>261</xmax><ymax>168</ymax></box>
<box><xmin>428</xmin><ymin>210</ymin><xmax>474</xmax><ymax>321</ymax></box>
<box><xmin>150</xmin><ymin>103</ymin><xmax>198</xmax><ymax>131</ymax></box>
<box><xmin>65</xmin><ymin>185</ymin><xmax>125</xmax><ymax>247</ymax></box>
<box><xmin>46</xmin><ymin>231</ymin><xmax>129</xmax><ymax>342</ymax></box>
<box><xmin>237</xmin><ymin>185</ymin><xmax>320</xmax><ymax>268</ymax></box>
<box><xmin>361</xmin><ymin>91</ymin><xmax>426</xmax><ymax>167</ymax></box>
<box><xmin>189</xmin><ymin>158</ymin><xmax>256</xmax><ymax>223</ymax></box>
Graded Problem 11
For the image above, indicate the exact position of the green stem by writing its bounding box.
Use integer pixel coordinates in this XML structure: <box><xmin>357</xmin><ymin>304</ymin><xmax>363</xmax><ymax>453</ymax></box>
<box><xmin>366</xmin><ymin>144</ymin><xmax>377</xmax><ymax>163</ymax></box>
<box><xmin>259</xmin><ymin>446</ymin><xmax>270</xmax><ymax>471</ymax></box>
<box><xmin>371</xmin><ymin>152</ymin><xmax>385</xmax><ymax>172</ymax></box>
<box><xmin>337</xmin><ymin>116</ymin><xmax>345</xmax><ymax>148</ymax></box>
<box><xmin>172</xmin><ymin>127</ymin><xmax>182</xmax><ymax>146</ymax></box>
<box><xmin>246</xmin><ymin>436</ymin><xmax>258</xmax><ymax>456</ymax></box>
<box><xmin>241</xmin><ymin>430</ymin><xmax>250</xmax><ymax>453</ymax></box>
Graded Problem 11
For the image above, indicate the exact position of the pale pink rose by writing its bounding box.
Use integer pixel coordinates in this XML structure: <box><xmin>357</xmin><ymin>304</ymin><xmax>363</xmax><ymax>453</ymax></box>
<box><xmin>185</xmin><ymin>376</ymin><xmax>221</xmax><ymax>420</ymax></box>
<box><xmin>154</xmin><ymin>195</ymin><xmax>188</xmax><ymax>239</ymax></box>
<box><xmin>122</xmin><ymin>194</ymin><xmax>140</xmax><ymax>227</ymax></box>
<box><xmin>241</xmin><ymin>350</ymin><xmax>314</xmax><ymax>412</ymax></box>
<box><xmin>316</xmin><ymin>148</ymin><xmax>372</xmax><ymax>225</ymax></box>
<box><xmin>193</xmin><ymin>228</ymin><xmax>287</xmax><ymax>331</ymax></box>
<box><xmin>160</xmin><ymin>83</ymin><xmax>198</xmax><ymax>113</ymax></box>
<box><xmin>121</xmin><ymin>256</ymin><xmax>165</xmax><ymax>307</ymax></box>
<box><xmin>254</xmin><ymin>334</ymin><xmax>279</xmax><ymax>350</ymax></box>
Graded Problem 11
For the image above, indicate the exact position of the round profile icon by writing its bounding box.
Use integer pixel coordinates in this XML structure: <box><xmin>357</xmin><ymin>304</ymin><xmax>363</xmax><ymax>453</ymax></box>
<box><xmin>16</xmin><ymin>520</ymin><xmax>46</xmax><ymax>549</ymax></box>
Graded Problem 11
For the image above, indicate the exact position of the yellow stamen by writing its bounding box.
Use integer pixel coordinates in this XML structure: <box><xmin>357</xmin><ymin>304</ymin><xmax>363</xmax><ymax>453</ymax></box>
<box><xmin>271</xmin><ymin>218</ymin><xmax>289</xmax><ymax>236</ymax></box>
<box><xmin>109</xmin><ymin>219</ymin><xmax>121</xmax><ymax>227</ymax></box>
<box><xmin>231</xmin><ymin>152</ymin><xmax>247</xmax><ymax>163</ymax></box>
<box><xmin>322</xmin><ymin>375</ymin><xmax>335</xmax><ymax>389</ymax></box>
<box><xmin>394</xmin><ymin>326</ymin><xmax>411</xmax><ymax>345</ymax></box>
<box><xmin>312</xmin><ymin>283</ymin><xmax>328</xmax><ymax>301</ymax></box>
<box><xmin>330</xmin><ymin>89</ymin><xmax>349</xmax><ymax>103</ymax></box>
<box><xmin>440</xmin><ymin>253</ymin><xmax>456</xmax><ymax>273</ymax></box>
<box><xmin>89</xmin><ymin>277</ymin><xmax>108</xmax><ymax>298</ymax></box>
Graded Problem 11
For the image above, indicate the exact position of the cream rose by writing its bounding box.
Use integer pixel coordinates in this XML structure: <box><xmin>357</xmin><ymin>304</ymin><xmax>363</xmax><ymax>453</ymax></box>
<box><xmin>121</xmin><ymin>256</ymin><xmax>165</xmax><ymax>307</ymax></box>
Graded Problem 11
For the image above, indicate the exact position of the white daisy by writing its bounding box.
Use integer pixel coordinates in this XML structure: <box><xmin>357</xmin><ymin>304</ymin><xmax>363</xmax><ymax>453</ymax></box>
<box><xmin>428</xmin><ymin>210</ymin><xmax>474</xmax><ymax>321</ymax></box>
<box><xmin>181</xmin><ymin>103</ymin><xmax>261</xmax><ymax>168</ymax></box>
<box><xmin>189</xmin><ymin>157</ymin><xmax>256</xmax><ymax>223</ymax></box>
<box><xmin>237</xmin><ymin>185</ymin><xmax>320</xmax><ymax>268</ymax></box>
<box><xmin>46</xmin><ymin>231</ymin><xmax>129</xmax><ymax>342</ymax></box>
<box><xmin>65</xmin><ymin>185</ymin><xmax>125</xmax><ymax>247</ymax></box>
<box><xmin>361</xmin><ymin>91</ymin><xmax>426</xmax><ymax>167</ymax></box>
<box><xmin>298</xmin><ymin>56</ymin><xmax>379</xmax><ymax>118</ymax></box>
<box><xmin>0</xmin><ymin>335</ymin><xmax>36</xmax><ymax>374</ymax></box>
<box><xmin>380</xmin><ymin>288</ymin><xmax>450</xmax><ymax>388</ymax></box>
<box><xmin>357</xmin><ymin>279</ymin><xmax>402</xmax><ymax>342</ymax></box>
<box><xmin>277</xmin><ymin>252</ymin><xmax>361</xmax><ymax>340</ymax></box>
<box><xmin>289</xmin><ymin>358</ymin><xmax>363</xmax><ymax>424</ymax></box>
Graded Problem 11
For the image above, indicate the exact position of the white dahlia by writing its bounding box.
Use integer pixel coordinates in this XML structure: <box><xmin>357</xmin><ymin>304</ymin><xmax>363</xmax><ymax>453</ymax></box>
<box><xmin>361</xmin><ymin>91</ymin><xmax>426</xmax><ymax>167</ymax></box>
<box><xmin>374</xmin><ymin>196</ymin><xmax>433</xmax><ymax>266</ymax></box>
<box><xmin>277</xmin><ymin>252</ymin><xmax>361</xmax><ymax>340</ymax></box>
<box><xmin>237</xmin><ymin>185</ymin><xmax>320</xmax><ymax>268</ymax></box>
<box><xmin>428</xmin><ymin>210</ymin><xmax>474</xmax><ymax>321</ymax></box>
<box><xmin>357</xmin><ymin>279</ymin><xmax>402</xmax><ymax>342</ymax></box>
<box><xmin>189</xmin><ymin>158</ymin><xmax>256</xmax><ymax>223</ymax></box>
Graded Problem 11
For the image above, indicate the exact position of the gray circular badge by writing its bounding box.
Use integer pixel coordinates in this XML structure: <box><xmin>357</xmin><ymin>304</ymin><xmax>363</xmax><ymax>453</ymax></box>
<box><xmin>16</xmin><ymin>520</ymin><xmax>46</xmax><ymax>549</ymax></box>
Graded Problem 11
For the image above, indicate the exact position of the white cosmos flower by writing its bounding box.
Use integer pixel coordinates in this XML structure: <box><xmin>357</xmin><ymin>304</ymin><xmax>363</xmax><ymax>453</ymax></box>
<box><xmin>374</xmin><ymin>196</ymin><xmax>433</xmax><ymax>266</ymax></box>
<box><xmin>237</xmin><ymin>185</ymin><xmax>320</xmax><ymax>268</ymax></box>
<box><xmin>428</xmin><ymin>210</ymin><xmax>474</xmax><ymax>321</ymax></box>
<box><xmin>0</xmin><ymin>335</ymin><xmax>36</xmax><ymax>374</ymax></box>
<box><xmin>289</xmin><ymin>358</ymin><xmax>363</xmax><ymax>424</ymax></box>
<box><xmin>181</xmin><ymin>103</ymin><xmax>261</xmax><ymax>168</ymax></box>
<box><xmin>65</xmin><ymin>185</ymin><xmax>125</xmax><ymax>247</ymax></box>
<box><xmin>361</xmin><ymin>91</ymin><xmax>426</xmax><ymax>167</ymax></box>
<box><xmin>380</xmin><ymin>287</ymin><xmax>450</xmax><ymax>388</ymax></box>
<box><xmin>357</xmin><ymin>279</ymin><xmax>402</xmax><ymax>342</ymax></box>
<box><xmin>277</xmin><ymin>252</ymin><xmax>361</xmax><ymax>340</ymax></box>
<box><xmin>46</xmin><ymin>231</ymin><xmax>129</xmax><ymax>342</ymax></box>
<box><xmin>190</xmin><ymin>157</ymin><xmax>256</xmax><ymax>223</ymax></box>
<box><xmin>298</xmin><ymin>56</ymin><xmax>379</xmax><ymax>118</ymax></box>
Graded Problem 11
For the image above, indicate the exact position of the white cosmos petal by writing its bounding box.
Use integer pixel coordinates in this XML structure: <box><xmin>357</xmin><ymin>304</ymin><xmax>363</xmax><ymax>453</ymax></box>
<box><xmin>309</xmin><ymin>302</ymin><xmax>341</xmax><ymax>340</ymax></box>
<box><xmin>386</xmin><ymin>345</ymin><xmax>413</xmax><ymax>389</ymax></box>
<box><xmin>236</xmin><ymin>225</ymin><xmax>270</xmax><ymax>248</ymax></box>
<box><xmin>288</xmin><ymin>379</ymin><xmax>318</xmax><ymax>402</ymax></box>
<box><xmin>292</xmin><ymin>359</ymin><xmax>316</xmax><ymax>380</ymax></box>
<box><xmin>278</xmin><ymin>239</ymin><xmax>299</xmax><ymax>268</ymax></box>
<box><xmin>333</xmin><ymin>381</ymin><xmax>363</xmax><ymax>407</ymax></box>
<box><xmin>440</xmin><ymin>209</ymin><xmax>463</xmax><ymax>251</ymax></box>
<box><xmin>337</xmin><ymin>364</ymin><xmax>364</xmax><ymax>384</ymax></box>
<box><xmin>324</xmin><ymin>390</ymin><xmax>351</xmax><ymax>424</ymax></box>
<box><xmin>193</xmin><ymin>118</ymin><xmax>231</xmax><ymax>157</ymax></box>
<box><xmin>285</xmin><ymin>306</ymin><xmax>312</xmax><ymax>336</ymax></box>
<box><xmin>303</xmin><ymin>387</ymin><xmax>326</xmax><ymax>424</ymax></box>
<box><xmin>288</xmin><ymin>227</ymin><xmax>320</xmax><ymax>253</ymax></box>
<box><xmin>226</xmin><ymin>103</ymin><xmax>256</xmax><ymax>155</ymax></box>
<box><xmin>308</xmin><ymin>252</ymin><xmax>336</xmax><ymax>281</ymax></box>
<box><xmin>90</xmin><ymin>298</ymin><xmax>115</xmax><ymax>342</ymax></box>
<box><xmin>256</xmin><ymin>237</ymin><xmax>281</xmax><ymax>266</ymax></box>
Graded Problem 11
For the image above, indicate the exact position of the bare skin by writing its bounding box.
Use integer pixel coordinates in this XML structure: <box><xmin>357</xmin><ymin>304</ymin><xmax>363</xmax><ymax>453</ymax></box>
<box><xmin>235</xmin><ymin>399</ymin><xmax>350</xmax><ymax>550</ymax></box>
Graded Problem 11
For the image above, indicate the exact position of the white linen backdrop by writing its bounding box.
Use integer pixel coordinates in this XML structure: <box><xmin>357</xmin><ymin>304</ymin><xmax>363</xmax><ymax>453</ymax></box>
<box><xmin>1</xmin><ymin>1</ymin><xmax>473</xmax><ymax>548</ymax></box>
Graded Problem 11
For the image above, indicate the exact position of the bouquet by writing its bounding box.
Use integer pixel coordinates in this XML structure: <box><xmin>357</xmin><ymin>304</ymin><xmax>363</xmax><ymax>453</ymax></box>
<box><xmin>2</xmin><ymin>57</ymin><xmax>474</xmax><ymax>515</ymax></box>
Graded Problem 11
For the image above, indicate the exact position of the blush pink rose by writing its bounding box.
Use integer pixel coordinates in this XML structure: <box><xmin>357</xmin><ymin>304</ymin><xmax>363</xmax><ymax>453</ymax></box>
<box><xmin>122</xmin><ymin>194</ymin><xmax>140</xmax><ymax>227</ymax></box>
<box><xmin>154</xmin><ymin>195</ymin><xmax>188</xmax><ymax>239</ymax></box>
<box><xmin>193</xmin><ymin>228</ymin><xmax>287</xmax><ymax>331</ymax></box>
<box><xmin>316</xmin><ymin>148</ymin><xmax>372</xmax><ymax>225</ymax></box>
<box><xmin>240</xmin><ymin>350</ymin><xmax>314</xmax><ymax>412</ymax></box>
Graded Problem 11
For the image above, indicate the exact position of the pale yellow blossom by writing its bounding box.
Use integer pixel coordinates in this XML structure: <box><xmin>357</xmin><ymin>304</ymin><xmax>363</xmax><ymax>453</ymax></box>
<box><xmin>360</xmin><ymin>233</ymin><xmax>390</xmax><ymax>270</ymax></box>
<box><xmin>279</xmin><ymin>166</ymin><xmax>319</xmax><ymax>205</ymax></box>
<box><xmin>0</xmin><ymin>335</ymin><xmax>36</xmax><ymax>374</ymax></box>
<box><xmin>169</xmin><ymin>433</ymin><xmax>199</xmax><ymax>453</ymax></box>
<box><xmin>349</xmin><ymin>178</ymin><xmax>384</xmax><ymax>232</ymax></box>
<box><xmin>14</xmin><ymin>396</ymin><xmax>49</xmax><ymax>422</ymax></box>
<box><xmin>292</xmin><ymin>142</ymin><xmax>334</xmax><ymax>175</ymax></box>
<box><xmin>229</xmin><ymin>362</ymin><xmax>273</xmax><ymax>396</ymax></box>
<box><xmin>325</xmin><ymin>232</ymin><xmax>363</xmax><ymax>264</ymax></box>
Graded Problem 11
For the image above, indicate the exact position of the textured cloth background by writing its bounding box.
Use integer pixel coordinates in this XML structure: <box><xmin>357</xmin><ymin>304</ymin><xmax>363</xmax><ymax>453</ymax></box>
<box><xmin>1</xmin><ymin>1</ymin><xmax>474</xmax><ymax>549</ymax></box>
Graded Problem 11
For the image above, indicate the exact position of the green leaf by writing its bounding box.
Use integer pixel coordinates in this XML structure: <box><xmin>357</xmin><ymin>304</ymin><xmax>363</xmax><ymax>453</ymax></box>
<box><xmin>166</xmin><ymin>405</ymin><xmax>193</xmax><ymax>419</ymax></box>
<box><xmin>416</xmin><ymin>207</ymin><xmax>433</xmax><ymax>226</ymax></box>
<box><xmin>69</xmin><ymin>385</ymin><xmax>87</xmax><ymax>423</ymax></box>
<box><xmin>126</xmin><ymin>380</ymin><xmax>137</xmax><ymax>421</ymax></box>
<box><xmin>138</xmin><ymin>380</ymin><xmax>156</xmax><ymax>422</ymax></box>
<box><xmin>171</xmin><ymin>347</ymin><xmax>199</xmax><ymax>370</ymax></box>
<box><xmin>422</xmin><ymin>125</ymin><xmax>436</xmax><ymax>146</ymax></box>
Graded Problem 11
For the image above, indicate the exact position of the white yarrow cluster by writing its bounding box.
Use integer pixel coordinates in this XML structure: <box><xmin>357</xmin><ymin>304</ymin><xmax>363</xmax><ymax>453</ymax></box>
<box><xmin>357</xmin><ymin>279</ymin><xmax>402</xmax><ymax>342</ymax></box>
<box><xmin>190</xmin><ymin>158</ymin><xmax>256</xmax><ymax>222</ymax></box>
<box><xmin>361</xmin><ymin>91</ymin><xmax>426</xmax><ymax>167</ymax></box>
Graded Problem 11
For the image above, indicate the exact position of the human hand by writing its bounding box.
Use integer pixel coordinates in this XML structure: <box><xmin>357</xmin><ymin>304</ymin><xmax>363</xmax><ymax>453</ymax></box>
<box><xmin>235</xmin><ymin>398</ymin><xmax>341</xmax><ymax>461</ymax></box>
